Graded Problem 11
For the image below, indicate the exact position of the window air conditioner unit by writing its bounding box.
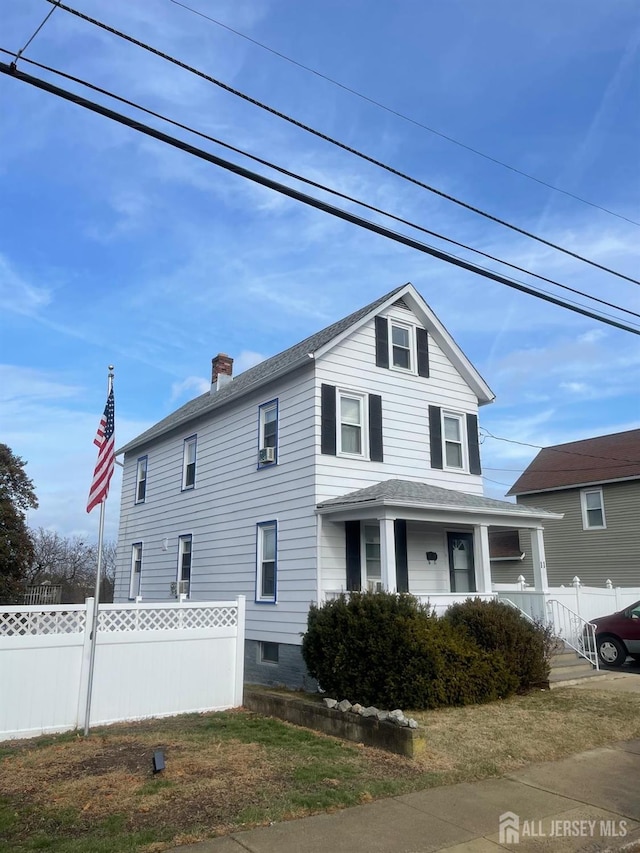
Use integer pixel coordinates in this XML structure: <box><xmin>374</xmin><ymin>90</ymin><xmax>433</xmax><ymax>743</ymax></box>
<box><xmin>178</xmin><ymin>580</ymin><xmax>190</xmax><ymax>596</ymax></box>
<box><xmin>259</xmin><ymin>447</ymin><xmax>276</xmax><ymax>463</ymax></box>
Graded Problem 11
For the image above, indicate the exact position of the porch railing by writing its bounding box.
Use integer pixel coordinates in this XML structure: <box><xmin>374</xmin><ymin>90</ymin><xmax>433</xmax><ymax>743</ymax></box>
<box><xmin>322</xmin><ymin>591</ymin><xmax>497</xmax><ymax>613</ymax></box>
<box><xmin>546</xmin><ymin>598</ymin><xmax>599</xmax><ymax>668</ymax></box>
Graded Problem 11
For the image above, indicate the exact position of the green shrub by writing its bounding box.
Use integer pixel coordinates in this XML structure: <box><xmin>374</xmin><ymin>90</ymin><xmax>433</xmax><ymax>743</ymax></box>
<box><xmin>301</xmin><ymin>591</ymin><xmax>517</xmax><ymax>709</ymax></box>
<box><xmin>444</xmin><ymin>598</ymin><xmax>552</xmax><ymax>690</ymax></box>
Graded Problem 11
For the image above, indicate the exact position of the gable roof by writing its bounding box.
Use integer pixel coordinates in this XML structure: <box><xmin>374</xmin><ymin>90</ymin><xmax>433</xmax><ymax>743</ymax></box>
<box><xmin>118</xmin><ymin>282</ymin><xmax>494</xmax><ymax>456</ymax></box>
<box><xmin>507</xmin><ymin>429</ymin><xmax>640</xmax><ymax>496</ymax></box>
<box><xmin>317</xmin><ymin>479</ymin><xmax>559</xmax><ymax>522</ymax></box>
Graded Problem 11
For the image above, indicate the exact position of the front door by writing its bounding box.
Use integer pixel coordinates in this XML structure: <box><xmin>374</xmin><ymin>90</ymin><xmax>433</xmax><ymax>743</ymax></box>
<box><xmin>447</xmin><ymin>532</ymin><xmax>476</xmax><ymax>593</ymax></box>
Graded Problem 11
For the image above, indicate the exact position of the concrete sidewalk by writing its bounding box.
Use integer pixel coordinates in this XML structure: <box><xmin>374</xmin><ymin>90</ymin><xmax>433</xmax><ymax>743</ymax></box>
<box><xmin>170</xmin><ymin>739</ymin><xmax>640</xmax><ymax>853</ymax></box>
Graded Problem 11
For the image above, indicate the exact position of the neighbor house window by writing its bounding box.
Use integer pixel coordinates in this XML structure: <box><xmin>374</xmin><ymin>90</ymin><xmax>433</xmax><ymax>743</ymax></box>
<box><xmin>443</xmin><ymin>413</ymin><xmax>465</xmax><ymax>470</ymax></box>
<box><xmin>581</xmin><ymin>488</ymin><xmax>606</xmax><ymax>529</ymax></box>
<box><xmin>130</xmin><ymin>542</ymin><xmax>142</xmax><ymax>599</ymax></box>
<box><xmin>339</xmin><ymin>392</ymin><xmax>366</xmax><ymax>456</ymax></box>
<box><xmin>260</xmin><ymin>641</ymin><xmax>279</xmax><ymax>663</ymax></box>
<box><xmin>256</xmin><ymin>521</ymin><xmax>277</xmax><ymax>603</ymax></box>
<box><xmin>135</xmin><ymin>456</ymin><xmax>147</xmax><ymax>503</ymax></box>
<box><xmin>182</xmin><ymin>436</ymin><xmax>197</xmax><ymax>490</ymax></box>
<box><xmin>258</xmin><ymin>400</ymin><xmax>278</xmax><ymax>466</ymax></box>
<box><xmin>177</xmin><ymin>535</ymin><xmax>192</xmax><ymax>596</ymax></box>
<box><xmin>390</xmin><ymin>321</ymin><xmax>413</xmax><ymax>371</ymax></box>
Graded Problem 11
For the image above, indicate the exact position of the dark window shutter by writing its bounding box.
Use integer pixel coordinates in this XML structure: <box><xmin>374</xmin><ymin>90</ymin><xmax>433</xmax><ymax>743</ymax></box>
<box><xmin>429</xmin><ymin>405</ymin><xmax>443</xmax><ymax>469</ymax></box>
<box><xmin>466</xmin><ymin>413</ymin><xmax>482</xmax><ymax>475</ymax></box>
<box><xmin>394</xmin><ymin>520</ymin><xmax>409</xmax><ymax>593</ymax></box>
<box><xmin>375</xmin><ymin>316</ymin><xmax>389</xmax><ymax>369</ymax></box>
<box><xmin>321</xmin><ymin>384</ymin><xmax>336</xmax><ymax>455</ymax></box>
<box><xmin>368</xmin><ymin>394</ymin><xmax>384</xmax><ymax>462</ymax></box>
<box><xmin>416</xmin><ymin>328</ymin><xmax>430</xmax><ymax>377</ymax></box>
<box><xmin>345</xmin><ymin>521</ymin><xmax>361</xmax><ymax>592</ymax></box>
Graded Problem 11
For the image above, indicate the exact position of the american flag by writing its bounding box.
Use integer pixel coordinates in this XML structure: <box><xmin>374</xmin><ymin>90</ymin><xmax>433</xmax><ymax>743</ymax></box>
<box><xmin>87</xmin><ymin>387</ymin><xmax>115</xmax><ymax>513</ymax></box>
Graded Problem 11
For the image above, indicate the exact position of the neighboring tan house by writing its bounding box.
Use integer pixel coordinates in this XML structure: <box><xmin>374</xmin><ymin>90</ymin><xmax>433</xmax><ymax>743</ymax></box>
<box><xmin>500</xmin><ymin>429</ymin><xmax>640</xmax><ymax>588</ymax></box>
<box><xmin>113</xmin><ymin>282</ymin><xmax>559</xmax><ymax>688</ymax></box>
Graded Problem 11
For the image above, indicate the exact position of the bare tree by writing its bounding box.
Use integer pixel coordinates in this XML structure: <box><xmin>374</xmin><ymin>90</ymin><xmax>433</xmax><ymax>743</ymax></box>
<box><xmin>29</xmin><ymin>528</ymin><xmax>117</xmax><ymax>603</ymax></box>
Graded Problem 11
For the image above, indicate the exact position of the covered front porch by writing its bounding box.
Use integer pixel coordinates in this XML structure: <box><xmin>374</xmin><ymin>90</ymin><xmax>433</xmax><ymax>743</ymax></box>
<box><xmin>317</xmin><ymin>479</ymin><xmax>560</xmax><ymax>613</ymax></box>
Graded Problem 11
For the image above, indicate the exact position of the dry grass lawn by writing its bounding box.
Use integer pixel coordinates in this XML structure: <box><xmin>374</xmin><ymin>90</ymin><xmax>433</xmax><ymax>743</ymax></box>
<box><xmin>1</xmin><ymin>685</ymin><xmax>639</xmax><ymax>852</ymax></box>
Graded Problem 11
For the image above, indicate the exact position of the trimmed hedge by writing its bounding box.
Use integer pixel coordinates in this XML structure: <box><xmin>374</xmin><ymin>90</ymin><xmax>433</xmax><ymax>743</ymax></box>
<box><xmin>301</xmin><ymin>592</ymin><xmax>517</xmax><ymax>709</ymax></box>
<box><xmin>443</xmin><ymin>597</ymin><xmax>552</xmax><ymax>690</ymax></box>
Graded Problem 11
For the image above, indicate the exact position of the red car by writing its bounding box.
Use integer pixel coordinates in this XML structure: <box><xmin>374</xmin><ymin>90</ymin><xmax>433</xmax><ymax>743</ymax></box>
<box><xmin>591</xmin><ymin>600</ymin><xmax>640</xmax><ymax>667</ymax></box>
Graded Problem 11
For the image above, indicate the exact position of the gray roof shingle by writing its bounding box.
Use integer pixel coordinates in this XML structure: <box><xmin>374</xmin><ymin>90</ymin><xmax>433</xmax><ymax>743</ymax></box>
<box><xmin>317</xmin><ymin>479</ymin><xmax>558</xmax><ymax>519</ymax></box>
<box><xmin>118</xmin><ymin>283</ymin><xmax>408</xmax><ymax>455</ymax></box>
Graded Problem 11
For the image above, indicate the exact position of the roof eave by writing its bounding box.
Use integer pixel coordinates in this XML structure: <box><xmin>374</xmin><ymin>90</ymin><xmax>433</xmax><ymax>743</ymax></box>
<box><xmin>117</xmin><ymin>353</ymin><xmax>312</xmax><ymax>456</ymax></box>
<box><xmin>511</xmin><ymin>473</ymin><xmax>640</xmax><ymax>497</ymax></box>
<box><xmin>317</xmin><ymin>497</ymin><xmax>562</xmax><ymax>522</ymax></box>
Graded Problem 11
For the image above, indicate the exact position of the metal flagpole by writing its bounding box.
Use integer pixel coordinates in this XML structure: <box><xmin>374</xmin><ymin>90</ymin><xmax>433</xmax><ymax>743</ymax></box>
<box><xmin>84</xmin><ymin>366</ymin><xmax>114</xmax><ymax>736</ymax></box>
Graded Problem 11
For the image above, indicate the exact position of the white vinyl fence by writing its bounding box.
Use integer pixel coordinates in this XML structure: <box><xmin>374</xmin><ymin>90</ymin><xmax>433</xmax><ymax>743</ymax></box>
<box><xmin>0</xmin><ymin>596</ymin><xmax>245</xmax><ymax>742</ymax></box>
<box><xmin>496</xmin><ymin>581</ymin><xmax>640</xmax><ymax>627</ymax></box>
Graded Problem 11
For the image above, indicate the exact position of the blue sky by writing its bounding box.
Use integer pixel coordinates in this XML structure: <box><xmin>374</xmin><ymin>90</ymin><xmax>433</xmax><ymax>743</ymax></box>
<box><xmin>1</xmin><ymin>0</ymin><xmax>639</xmax><ymax>541</ymax></box>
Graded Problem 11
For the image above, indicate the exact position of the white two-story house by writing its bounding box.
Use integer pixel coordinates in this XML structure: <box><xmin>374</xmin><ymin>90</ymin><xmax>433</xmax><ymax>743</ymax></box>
<box><xmin>114</xmin><ymin>282</ymin><xmax>558</xmax><ymax>688</ymax></box>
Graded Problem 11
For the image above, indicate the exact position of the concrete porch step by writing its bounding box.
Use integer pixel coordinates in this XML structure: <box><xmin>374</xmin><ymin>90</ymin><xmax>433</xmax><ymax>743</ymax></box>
<box><xmin>548</xmin><ymin>642</ymin><xmax>608</xmax><ymax>688</ymax></box>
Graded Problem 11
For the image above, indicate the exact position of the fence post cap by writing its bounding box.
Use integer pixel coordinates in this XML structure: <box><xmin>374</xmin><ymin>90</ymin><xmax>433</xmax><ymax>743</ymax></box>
<box><xmin>605</xmin><ymin>579</ymin><xmax>613</xmax><ymax>589</ymax></box>
<box><xmin>572</xmin><ymin>576</ymin><xmax>582</xmax><ymax>587</ymax></box>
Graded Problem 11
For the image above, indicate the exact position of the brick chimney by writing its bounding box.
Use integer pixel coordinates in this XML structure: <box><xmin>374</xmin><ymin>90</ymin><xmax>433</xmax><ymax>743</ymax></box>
<box><xmin>211</xmin><ymin>353</ymin><xmax>234</xmax><ymax>392</ymax></box>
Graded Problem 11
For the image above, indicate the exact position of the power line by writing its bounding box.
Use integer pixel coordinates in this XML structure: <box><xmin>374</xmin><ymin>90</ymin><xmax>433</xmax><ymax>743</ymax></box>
<box><xmin>480</xmin><ymin>428</ymin><xmax>640</xmax><ymax>464</ymax></box>
<box><xmin>3</xmin><ymin>60</ymin><xmax>639</xmax><ymax>339</ymax></box>
<box><xmin>168</xmin><ymin>0</ymin><xmax>640</xmax><ymax>229</ymax></box>
<box><xmin>15</xmin><ymin>0</ymin><xmax>61</xmax><ymax>63</ymax></box>
<box><xmin>5</xmin><ymin>48</ymin><xmax>639</xmax><ymax>326</ymax></box>
<box><xmin>45</xmin><ymin>2</ymin><xmax>640</xmax><ymax>287</ymax></box>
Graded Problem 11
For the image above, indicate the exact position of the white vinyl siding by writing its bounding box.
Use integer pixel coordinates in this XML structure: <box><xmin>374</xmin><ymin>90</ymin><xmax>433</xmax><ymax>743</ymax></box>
<box><xmin>115</xmin><ymin>365</ymin><xmax>317</xmax><ymax>644</ymax></box>
<box><xmin>316</xmin><ymin>306</ymin><xmax>483</xmax><ymax>500</ymax></box>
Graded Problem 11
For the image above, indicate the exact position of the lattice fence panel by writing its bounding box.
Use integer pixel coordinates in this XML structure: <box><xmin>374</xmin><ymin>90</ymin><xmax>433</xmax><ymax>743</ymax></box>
<box><xmin>0</xmin><ymin>609</ymin><xmax>86</xmax><ymax>636</ymax></box>
<box><xmin>98</xmin><ymin>606</ymin><xmax>238</xmax><ymax>632</ymax></box>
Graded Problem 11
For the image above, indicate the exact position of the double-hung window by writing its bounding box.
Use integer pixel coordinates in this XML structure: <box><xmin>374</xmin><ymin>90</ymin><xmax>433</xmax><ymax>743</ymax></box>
<box><xmin>135</xmin><ymin>456</ymin><xmax>147</xmax><ymax>503</ymax></box>
<box><xmin>256</xmin><ymin>521</ymin><xmax>277</xmax><ymax>602</ymax></box>
<box><xmin>177</xmin><ymin>534</ymin><xmax>192</xmax><ymax>596</ymax></box>
<box><xmin>182</xmin><ymin>436</ymin><xmax>197</xmax><ymax>490</ymax></box>
<box><xmin>258</xmin><ymin>400</ymin><xmax>278</xmax><ymax>465</ymax></box>
<box><xmin>339</xmin><ymin>392</ymin><xmax>366</xmax><ymax>456</ymax></box>
<box><xmin>130</xmin><ymin>542</ymin><xmax>142</xmax><ymax>599</ymax></box>
<box><xmin>581</xmin><ymin>488</ymin><xmax>606</xmax><ymax>529</ymax></box>
<box><xmin>390</xmin><ymin>321</ymin><xmax>412</xmax><ymax>371</ymax></box>
<box><xmin>443</xmin><ymin>413</ymin><xmax>465</xmax><ymax>469</ymax></box>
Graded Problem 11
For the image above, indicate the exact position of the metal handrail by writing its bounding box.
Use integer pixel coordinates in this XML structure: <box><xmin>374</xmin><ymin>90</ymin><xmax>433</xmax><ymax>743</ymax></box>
<box><xmin>546</xmin><ymin>598</ymin><xmax>599</xmax><ymax>668</ymax></box>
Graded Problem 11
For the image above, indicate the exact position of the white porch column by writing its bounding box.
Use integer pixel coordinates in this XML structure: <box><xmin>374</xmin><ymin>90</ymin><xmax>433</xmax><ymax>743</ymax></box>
<box><xmin>530</xmin><ymin>527</ymin><xmax>549</xmax><ymax>593</ymax></box>
<box><xmin>474</xmin><ymin>524</ymin><xmax>493</xmax><ymax>594</ymax></box>
<box><xmin>379</xmin><ymin>518</ymin><xmax>397</xmax><ymax>593</ymax></box>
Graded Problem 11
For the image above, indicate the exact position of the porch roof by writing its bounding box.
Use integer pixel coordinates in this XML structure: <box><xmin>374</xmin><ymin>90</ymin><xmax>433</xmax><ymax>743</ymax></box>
<box><xmin>317</xmin><ymin>479</ymin><xmax>561</xmax><ymax>524</ymax></box>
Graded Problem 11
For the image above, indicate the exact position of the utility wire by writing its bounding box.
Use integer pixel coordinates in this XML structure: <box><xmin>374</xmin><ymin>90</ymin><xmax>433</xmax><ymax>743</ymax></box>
<box><xmin>15</xmin><ymin>0</ymin><xmax>60</xmax><ymax>63</ymax></box>
<box><xmin>45</xmin><ymin>1</ymin><xmax>640</xmax><ymax>287</ymax></box>
<box><xmin>5</xmin><ymin>48</ymin><xmax>638</xmax><ymax>325</ymax></box>
<box><xmin>2</xmin><ymin>60</ymin><xmax>639</xmax><ymax>339</ymax></box>
<box><xmin>480</xmin><ymin>428</ymin><xmax>639</xmax><ymax>464</ymax></box>
<box><xmin>169</xmin><ymin>0</ymin><xmax>640</xmax><ymax>229</ymax></box>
